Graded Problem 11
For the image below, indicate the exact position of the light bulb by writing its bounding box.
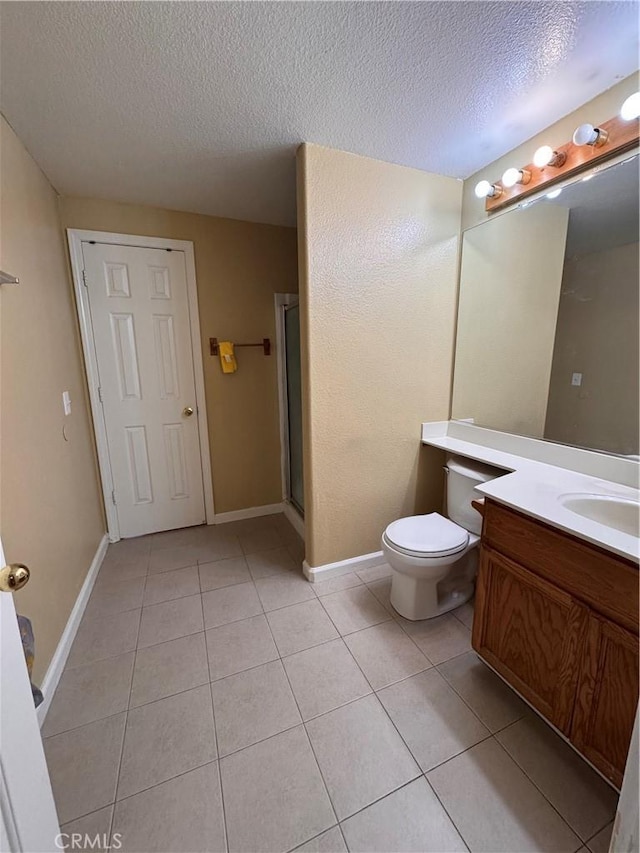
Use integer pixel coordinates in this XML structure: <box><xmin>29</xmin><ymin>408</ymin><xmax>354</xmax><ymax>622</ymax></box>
<box><xmin>620</xmin><ymin>92</ymin><xmax>640</xmax><ymax>121</ymax></box>
<box><xmin>474</xmin><ymin>180</ymin><xmax>501</xmax><ymax>199</ymax></box>
<box><xmin>502</xmin><ymin>167</ymin><xmax>531</xmax><ymax>188</ymax></box>
<box><xmin>533</xmin><ymin>145</ymin><xmax>566</xmax><ymax>168</ymax></box>
<box><xmin>573</xmin><ymin>124</ymin><xmax>597</xmax><ymax>145</ymax></box>
<box><xmin>534</xmin><ymin>146</ymin><xmax>554</xmax><ymax>167</ymax></box>
<box><xmin>573</xmin><ymin>123</ymin><xmax>608</xmax><ymax>147</ymax></box>
<box><xmin>546</xmin><ymin>188</ymin><xmax>562</xmax><ymax>199</ymax></box>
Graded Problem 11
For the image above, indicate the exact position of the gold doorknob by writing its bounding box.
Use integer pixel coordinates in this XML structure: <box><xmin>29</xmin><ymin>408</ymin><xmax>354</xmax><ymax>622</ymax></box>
<box><xmin>0</xmin><ymin>563</ymin><xmax>30</xmax><ymax>592</ymax></box>
<box><xmin>183</xmin><ymin>406</ymin><xmax>194</xmax><ymax>417</ymax></box>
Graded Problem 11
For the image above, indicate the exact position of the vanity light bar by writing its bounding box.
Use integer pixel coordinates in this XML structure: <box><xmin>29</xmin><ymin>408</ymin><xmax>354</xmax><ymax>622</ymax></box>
<box><xmin>479</xmin><ymin>93</ymin><xmax>640</xmax><ymax>213</ymax></box>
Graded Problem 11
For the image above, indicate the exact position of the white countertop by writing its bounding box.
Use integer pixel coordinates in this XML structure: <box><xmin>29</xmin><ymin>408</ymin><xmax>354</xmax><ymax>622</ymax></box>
<box><xmin>422</xmin><ymin>432</ymin><xmax>640</xmax><ymax>564</ymax></box>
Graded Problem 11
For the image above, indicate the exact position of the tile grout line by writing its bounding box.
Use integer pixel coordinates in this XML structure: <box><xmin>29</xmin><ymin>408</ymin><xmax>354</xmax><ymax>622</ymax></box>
<box><xmin>58</xmin><ymin>524</ymin><xmax>597</xmax><ymax>852</ymax></box>
<box><xmin>584</xmin><ymin>822</ymin><xmax>614</xmax><ymax>850</ymax></box>
<box><xmin>434</xmin><ymin>656</ymin><xmax>529</xmax><ymax>735</ymax></box>
<box><xmin>364</xmin><ymin>582</ymin><xmax>474</xmax><ymax>668</ymax></box>
<box><xmin>107</xmin><ymin>585</ymin><xmax>145</xmax><ymax>846</ymax></box>
<box><xmin>100</xmin><ymin>759</ymin><xmax>222</xmax><ymax>815</ymax></box>
<box><xmin>330</xmin><ymin>771</ymin><xmax>473</xmax><ymax>853</ymax></box>
<box><xmin>46</xmin><ymin>603</ymin><xmax>496</xmax><ymax>744</ymax></box>
<box><xmin>53</xmin><ymin>590</ymin><xmax>455</xmax><ymax>740</ymax></box>
<box><xmin>294</xmin><ymin>592</ymin><xmax>447</xmax><ymax>835</ymax></box>
<box><xmin>260</xmin><ymin>596</ymin><xmax>342</xmax><ymax>845</ymax></box>
<box><xmin>491</xmin><ymin>734</ymin><xmax>609</xmax><ymax>846</ymax></box>
<box><xmin>199</xmin><ymin>589</ymin><xmax>230</xmax><ymax>853</ymax></box>
<box><xmin>422</xmin><ymin>773</ymin><xmax>473</xmax><ymax>853</ymax></box>
<box><xmin>45</xmin><ymin>526</ymin><xmax>291</xmax><ymax>830</ymax></box>
<box><xmin>283</xmin><ymin>824</ymin><xmax>343</xmax><ymax>853</ymax></box>
<box><xmin>309</xmin><ymin>580</ymin><xmax>506</xmax><ymax>846</ymax></box>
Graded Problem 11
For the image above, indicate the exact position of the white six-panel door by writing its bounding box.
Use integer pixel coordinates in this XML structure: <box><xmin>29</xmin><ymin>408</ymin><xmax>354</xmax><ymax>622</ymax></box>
<box><xmin>83</xmin><ymin>242</ymin><xmax>206</xmax><ymax>538</ymax></box>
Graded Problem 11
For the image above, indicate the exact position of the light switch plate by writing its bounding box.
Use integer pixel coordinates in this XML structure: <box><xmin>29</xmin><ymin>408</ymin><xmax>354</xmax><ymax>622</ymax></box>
<box><xmin>62</xmin><ymin>390</ymin><xmax>71</xmax><ymax>416</ymax></box>
<box><xmin>571</xmin><ymin>372</ymin><xmax>583</xmax><ymax>387</ymax></box>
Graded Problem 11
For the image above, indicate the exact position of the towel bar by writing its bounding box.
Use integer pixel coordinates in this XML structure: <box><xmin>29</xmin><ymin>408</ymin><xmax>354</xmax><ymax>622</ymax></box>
<box><xmin>210</xmin><ymin>337</ymin><xmax>271</xmax><ymax>356</ymax></box>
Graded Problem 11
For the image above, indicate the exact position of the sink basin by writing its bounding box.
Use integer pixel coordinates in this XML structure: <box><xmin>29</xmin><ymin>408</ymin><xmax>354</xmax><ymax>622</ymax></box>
<box><xmin>560</xmin><ymin>493</ymin><xmax>640</xmax><ymax>537</ymax></box>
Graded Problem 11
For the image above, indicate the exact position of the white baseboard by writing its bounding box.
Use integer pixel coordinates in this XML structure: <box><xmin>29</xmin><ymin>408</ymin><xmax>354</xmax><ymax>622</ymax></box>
<box><xmin>303</xmin><ymin>550</ymin><xmax>385</xmax><ymax>583</ymax></box>
<box><xmin>37</xmin><ymin>534</ymin><xmax>109</xmax><ymax>726</ymax></box>
<box><xmin>212</xmin><ymin>502</ymin><xmax>284</xmax><ymax>525</ymax></box>
<box><xmin>283</xmin><ymin>502</ymin><xmax>305</xmax><ymax>540</ymax></box>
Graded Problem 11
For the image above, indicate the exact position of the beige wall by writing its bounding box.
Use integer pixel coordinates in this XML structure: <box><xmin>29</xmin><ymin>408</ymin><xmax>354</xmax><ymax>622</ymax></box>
<box><xmin>0</xmin><ymin>116</ymin><xmax>105</xmax><ymax>682</ymax></box>
<box><xmin>545</xmin><ymin>241</ymin><xmax>639</xmax><ymax>454</ymax></box>
<box><xmin>452</xmin><ymin>203</ymin><xmax>569</xmax><ymax>437</ymax></box>
<box><xmin>58</xmin><ymin>197</ymin><xmax>298</xmax><ymax>514</ymax></box>
<box><xmin>297</xmin><ymin>143</ymin><xmax>462</xmax><ymax>567</ymax></box>
<box><xmin>462</xmin><ymin>74</ymin><xmax>639</xmax><ymax>231</ymax></box>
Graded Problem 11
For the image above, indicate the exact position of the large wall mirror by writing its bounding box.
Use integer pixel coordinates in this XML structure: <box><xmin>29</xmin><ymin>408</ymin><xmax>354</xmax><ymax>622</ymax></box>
<box><xmin>452</xmin><ymin>152</ymin><xmax>639</xmax><ymax>457</ymax></box>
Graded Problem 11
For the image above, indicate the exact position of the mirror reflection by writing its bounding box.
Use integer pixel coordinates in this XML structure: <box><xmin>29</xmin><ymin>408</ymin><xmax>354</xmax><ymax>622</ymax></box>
<box><xmin>452</xmin><ymin>154</ymin><xmax>639</xmax><ymax>456</ymax></box>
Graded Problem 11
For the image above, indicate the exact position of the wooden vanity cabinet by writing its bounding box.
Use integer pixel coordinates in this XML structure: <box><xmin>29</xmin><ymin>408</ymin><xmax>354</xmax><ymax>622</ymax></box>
<box><xmin>472</xmin><ymin>499</ymin><xmax>639</xmax><ymax>788</ymax></box>
<box><xmin>571</xmin><ymin>616</ymin><xmax>639</xmax><ymax>785</ymax></box>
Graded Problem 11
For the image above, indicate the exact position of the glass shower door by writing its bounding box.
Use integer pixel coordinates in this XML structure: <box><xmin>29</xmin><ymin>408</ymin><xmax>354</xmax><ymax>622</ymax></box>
<box><xmin>284</xmin><ymin>303</ymin><xmax>304</xmax><ymax>514</ymax></box>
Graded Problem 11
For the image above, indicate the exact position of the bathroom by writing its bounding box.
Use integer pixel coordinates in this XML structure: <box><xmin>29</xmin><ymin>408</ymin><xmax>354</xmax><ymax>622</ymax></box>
<box><xmin>0</xmin><ymin>3</ymin><xmax>638</xmax><ymax>852</ymax></box>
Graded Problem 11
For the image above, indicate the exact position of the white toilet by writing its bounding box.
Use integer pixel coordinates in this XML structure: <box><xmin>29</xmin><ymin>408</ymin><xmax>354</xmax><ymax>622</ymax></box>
<box><xmin>381</xmin><ymin>455</ymin><xmax>502</xmax><ymax>621</ymax></box>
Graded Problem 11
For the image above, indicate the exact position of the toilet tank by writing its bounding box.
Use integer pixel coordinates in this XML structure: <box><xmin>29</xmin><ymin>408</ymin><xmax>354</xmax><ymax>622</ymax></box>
<box><xmin>445</xmin><ymin>455</ymin><xmax>505</xmax><ymax>535</ymax></box>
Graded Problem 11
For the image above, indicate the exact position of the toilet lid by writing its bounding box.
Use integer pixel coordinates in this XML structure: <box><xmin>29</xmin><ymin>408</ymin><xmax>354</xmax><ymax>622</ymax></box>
<box><xmin>385</xmin><ymin>513</ymin><xmax>469</xmax><ymax>557</ymax></box>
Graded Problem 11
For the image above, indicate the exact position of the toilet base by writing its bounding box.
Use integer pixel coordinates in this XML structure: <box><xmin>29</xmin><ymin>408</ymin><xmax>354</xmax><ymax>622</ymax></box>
<box><xmin>390</xmin><ymin>572</ymin><xmax>475</xmax><ymax>622</ymax></box>
<box><xmin>390</xmin><ymin>572</ymin><xmax>474</xmax><ymax>621</ymax></box>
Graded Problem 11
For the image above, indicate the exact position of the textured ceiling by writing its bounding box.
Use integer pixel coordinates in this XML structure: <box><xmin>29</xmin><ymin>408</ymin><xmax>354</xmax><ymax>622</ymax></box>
<box><xmin>1</xmin><ymin>1</ymin><xmax>638</xmax><ymax>226</ymax></box>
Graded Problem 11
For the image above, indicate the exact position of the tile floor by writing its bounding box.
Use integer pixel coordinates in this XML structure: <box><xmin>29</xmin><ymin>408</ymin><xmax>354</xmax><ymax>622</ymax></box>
<box><xmin>43</xmin><ymin>513</ymin><xmax>618</xmax><ymax>853</ymax></box>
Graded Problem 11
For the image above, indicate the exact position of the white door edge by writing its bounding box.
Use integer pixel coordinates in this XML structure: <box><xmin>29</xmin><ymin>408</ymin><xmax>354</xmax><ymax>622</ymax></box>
<box><xmin>67</xmin><ymin>229</ymin><xmax>215</xmax><ymax>540</ymax></box>
<box><xmin>274</xmin><ymin>293</ymin><xmax>299</xmax><ymax>504</ymax></box>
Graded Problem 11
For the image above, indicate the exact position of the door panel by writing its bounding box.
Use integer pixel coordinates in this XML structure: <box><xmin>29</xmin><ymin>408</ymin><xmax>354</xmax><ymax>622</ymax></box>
<box><xmin>572</xmin><ymin>615</ymin><xmax>639</xmax><ymax>787</ymax></box>
<box><xmin>473</xmin><ymin>546</ymin><xmax>588</xmax><ymax>733</ymax></box>
<box><xmin>83</xmin><ymin>242</ymin><xmax>205</xmax><ymax>537</ymax></box>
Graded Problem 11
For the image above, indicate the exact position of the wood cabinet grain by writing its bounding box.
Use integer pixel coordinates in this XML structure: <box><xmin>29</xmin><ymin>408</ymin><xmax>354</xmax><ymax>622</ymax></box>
<box><xmin>473</xmin><ymin>499</ymin><xmax>639</xmax><ymax>788</ymax></box>
<box><xmin>571</xmin><ymin>616</ymin><xmax>639</xmax><ymax>788</ymax></box>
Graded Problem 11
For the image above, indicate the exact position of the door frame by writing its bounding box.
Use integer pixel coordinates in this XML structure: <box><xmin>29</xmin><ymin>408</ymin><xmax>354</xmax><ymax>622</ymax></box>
<box><xmin>67</xmin><ymin>229</ymin><xmax>215</xmax><ymax>541</ymax></box>
<box><xmin>274</xmin><ymin>293</ymin><xmax>299</xmax><ymax>503</ymax></box>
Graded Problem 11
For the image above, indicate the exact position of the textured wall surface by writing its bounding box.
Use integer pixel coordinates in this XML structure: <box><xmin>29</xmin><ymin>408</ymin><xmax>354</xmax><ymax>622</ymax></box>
<box><xmin>545</xmin><ymin>241</ymin><xmax>639</xmax><ymax>455</ymax></box>
<box><xmin>462</xmin><ymin>74</ymin><xmax>639</xmax><ymax>231</ymax></box>
<box><xmin>59</xmin><ymin>197</ymin><xmax>298</xmax><ymax>514</ymax></box>
<box><xmin>298</xmin><ymin>144</ymin><xmax>462</xmax><ymax>567</ymax></box>
<box><xmin>453</xmin><ymin>203</ymin><xmax>569</xmax><ymax>437</ymax></box>
<box><xmin>2</xmin><ymin>3</ymin><xmax>637</xmax><ymax>225</ymax></box>
<box><xmin>0</xmin><ymin>117</ymin><xmax>105</xmax><ymax>682</ymax></box>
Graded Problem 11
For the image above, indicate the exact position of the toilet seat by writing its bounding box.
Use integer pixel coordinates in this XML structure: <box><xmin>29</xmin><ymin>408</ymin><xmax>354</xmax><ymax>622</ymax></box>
<box><xmin>384</xmin><ymin>513</ymin><xmax>469</xmax><ymax>558</ymax></box>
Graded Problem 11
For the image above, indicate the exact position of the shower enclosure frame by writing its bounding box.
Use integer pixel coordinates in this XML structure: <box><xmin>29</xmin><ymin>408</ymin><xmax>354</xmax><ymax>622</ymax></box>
<box><xmin>274</xmin><ymin>293</ymin><xmax>304</xmax><ymax>528</ymax></box>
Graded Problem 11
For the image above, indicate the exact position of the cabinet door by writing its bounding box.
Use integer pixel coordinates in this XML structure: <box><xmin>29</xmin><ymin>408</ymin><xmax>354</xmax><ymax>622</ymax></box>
<box><xmin>472</xmin><ymin>546</ymin><xmax>588</xmax><ymax>734</ymax></box>
<box><xmin>571</xmin><ymin>615</ymin><xmax>639</xmax><ymax>788</ymax></box>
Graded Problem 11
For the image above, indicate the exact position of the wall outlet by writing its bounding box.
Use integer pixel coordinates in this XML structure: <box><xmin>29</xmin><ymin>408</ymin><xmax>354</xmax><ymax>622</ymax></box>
<box><xmin>571</xmin><ymin>373</ymin><xmax>583</xmax><ymax>387</ymax></box>
<box><xmin>62</xmin><ymin>390</ymin><xmax>71</xmax><ymax>416</ymax></box>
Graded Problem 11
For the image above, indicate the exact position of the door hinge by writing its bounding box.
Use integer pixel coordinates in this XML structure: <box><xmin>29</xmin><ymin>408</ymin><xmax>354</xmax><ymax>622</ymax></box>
<box><xmin>111</xmin><ymin>489</ymin><xmax>116</xmax><ymax>505</ymax></box>
<box><xmin>81</xmin><ymin>269</ymin><xmax>88</xmax><ymax>287</ymax></box>
<box><xmin>97</xmin><ymin>386</ymin><xmax>103</xmax><ymax>403</ymax></box>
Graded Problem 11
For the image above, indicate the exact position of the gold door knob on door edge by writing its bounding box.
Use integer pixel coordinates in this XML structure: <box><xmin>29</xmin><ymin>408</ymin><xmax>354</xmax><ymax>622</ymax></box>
<box><xmin>183</xmin><ymin>406</ymin><xmax>194</xmax><ymax>417</ymax></box>
<box><xmin>0</xmin><ymin>563</ymin><xmax>30</xmax><ymax>592</ymax></box>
